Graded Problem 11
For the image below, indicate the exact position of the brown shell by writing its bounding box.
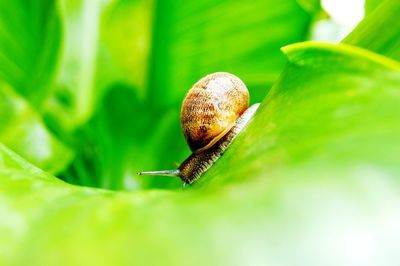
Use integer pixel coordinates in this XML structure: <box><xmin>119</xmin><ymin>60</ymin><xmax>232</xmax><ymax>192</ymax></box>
<box><xmin>180</xmin><ymin>72</ymin><xmax>249</xmax><ymax>152</ymax></box>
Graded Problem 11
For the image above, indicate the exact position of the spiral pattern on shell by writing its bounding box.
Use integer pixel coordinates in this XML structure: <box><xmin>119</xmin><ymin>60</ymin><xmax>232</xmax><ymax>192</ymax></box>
<box><xmin>180</xmin><ymin>72</ymin><xmax>249</xmax><ymax>152</ymax></box>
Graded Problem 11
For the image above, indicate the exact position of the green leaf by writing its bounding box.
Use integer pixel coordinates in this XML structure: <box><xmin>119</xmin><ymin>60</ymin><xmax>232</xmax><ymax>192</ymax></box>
<box><xmin>148</xmin><ymin>0</ymin><xmax>317</xmax><ymax>107</ymax></box>
<box><xmin>0</xmin><ymin>82</ymin><xmax>73</xmax><ymax>173</ymax></box>
<box><xmin>44</xmin><ymin>0</ymin><xmax>104</xmax><ymax>129</ymax></box>
<box><xmin>1</xmin><ymin>41</ymin><xmax>400</xmax><ymax>265</ymax></box>
<box><xmin>365</xmin><ymin>0</ymin><xmax>383</xmax><ymax>15</ymax></box>
<box><xmin>343</xmin><ymin>0</ymin><xmax>400</xmax><ymax>61</ymax></box>
<box><xmin>0</xmin><ymin>0</ymin><xmax>72</xmax><ymax>173</ymax></box>
<box><xmin>296</xmin><ymin>0</ymin><xmax>322</xmax><ymax>14</ymax></box>
<box><xmin>0</xmin><ymin>0</ymin><xmax>61</xmax><ymax>107</ymax></box>
<box><xmin>97</xmin><ymin>0</ymin><xmax>153</xmax><ymax>98</ymax></box>
<box><xmin>45</xmin><ymin>0</ymin><xmax>154</xmax><ymax>130</ymax></box>
<box><xmin>197</xmin><ymin>42</ymin><xmax>400</xmax><ymax>187</ymax></box>
<box><xmin>0</xmin><ymin>143</ymin><xmax>71</xmax><ymax>265</ymax></box>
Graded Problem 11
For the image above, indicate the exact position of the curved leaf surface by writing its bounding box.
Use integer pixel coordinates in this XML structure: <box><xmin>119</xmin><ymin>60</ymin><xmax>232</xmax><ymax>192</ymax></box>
<box><xmin>198</xmin><ymin>42</ymin><xmax>400</xmax><ymax>187</ymax></box>
<box><xmin>0</xmin><ymin>0</ymin><xmax>61</xmax><ymax>106</ymax></box>
<box><xmin>1</xmin><ymin>41</ymin><xmax>400</xmax><ymax>265</ymax></box>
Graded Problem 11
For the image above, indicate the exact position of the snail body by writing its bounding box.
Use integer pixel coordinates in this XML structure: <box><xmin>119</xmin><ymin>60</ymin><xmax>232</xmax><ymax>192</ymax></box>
<box><xmin>138</xmin><ymin>72</ymin><xmax>259</xmax><ymax>186</ymax></box>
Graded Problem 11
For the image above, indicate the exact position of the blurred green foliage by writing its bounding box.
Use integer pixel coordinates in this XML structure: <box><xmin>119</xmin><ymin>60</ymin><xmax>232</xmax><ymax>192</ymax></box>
<box><xmin>0</xmin><ymin>0</ymin><xmax>400</xmax><ymax>265</ymax></box>
<box><xmin>344</xmin><ymin>0</ymin><xmax>400</xmax><ymax>61</ymax></box>
<box><xmin>0</xmin><ymin>0</ymin><xmax>61</xmax><ymax>106</ymax></box>
<box><xmin>365</xmin><ymin>0</ymin><xmax>383</xmax><ymax>14</ymax></box>
<box><xmin>0</xmin><ymin>0</ymin><xmax>72</xmax><ymax>173</ymax></box>
<box><xmin>0</xmin><ymin>0</ymin><xmax>320</xmax><ymax>190</ymax></box>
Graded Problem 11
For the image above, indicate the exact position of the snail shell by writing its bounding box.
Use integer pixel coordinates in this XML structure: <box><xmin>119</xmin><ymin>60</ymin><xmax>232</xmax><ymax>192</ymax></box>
<box><xmin>138</xmin><ymin>72</ymin><xmax>259</xmax><ymax>186</ymax></box>
<box><xmin>181</xmin><ymin>72</ymin><xmax>249</xmax><ymax>152</ymax></box>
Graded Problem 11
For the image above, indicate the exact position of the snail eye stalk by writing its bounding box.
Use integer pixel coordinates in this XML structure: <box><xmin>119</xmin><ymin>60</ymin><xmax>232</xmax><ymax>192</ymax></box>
<box><xmin>137</xmin><ymin>170</ymin><xmax>181</xmax><ymax>177</ymax></box>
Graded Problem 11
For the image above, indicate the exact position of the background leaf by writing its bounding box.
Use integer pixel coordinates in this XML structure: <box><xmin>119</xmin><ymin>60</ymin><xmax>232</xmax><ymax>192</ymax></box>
<box><xmin>148</xmin><ymin>0</ymin><xmax>319</xmax><ymax>106</ymax></box>
<box><xmin>365</xmin><ymin>0</ymin><xmax>383</xmax><ymax>15</ymax></box>
<box><xmin>0</xmin><ymin>0</ymin><xmax>72</xmax><ymax>172</ymax></box>
<box><xmin>0</xmin><ymin>82</ymin><xmax>73</xmax><ymax>173</ymax></box>
<box><xmin>0</xmin><ymin>0</ymin><xmax>61</xmax><ymax>107</ymax></box>
<box><xmin>55</xmin><ymin>0</ymin><xmax>320</xmax><ymax>190</ymax></box>
<box><xmin>44</xmin><ymin>0</ymin><xmax>105</xmax><ymax>131</ymax></box>
<box><xmin>343</xmin><ymin>0</ymin><xmax>400</xmax><ymax>61</ymax></box>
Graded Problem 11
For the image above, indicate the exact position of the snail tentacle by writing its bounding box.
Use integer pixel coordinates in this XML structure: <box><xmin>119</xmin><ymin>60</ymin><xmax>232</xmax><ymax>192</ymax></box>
<box><xmin>137</xmin><ymin>169</ymin><xmax>181</xmax><ymax>177</ymax></box>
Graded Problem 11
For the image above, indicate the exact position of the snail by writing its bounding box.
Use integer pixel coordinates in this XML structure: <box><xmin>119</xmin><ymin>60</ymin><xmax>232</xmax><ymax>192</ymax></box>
<box><xmin>138</xmin><ymin>72</ymin><xmax>259</xmax><ymax>186</ymax></box>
